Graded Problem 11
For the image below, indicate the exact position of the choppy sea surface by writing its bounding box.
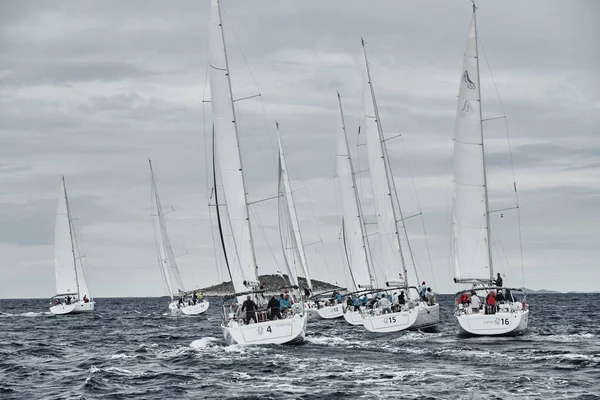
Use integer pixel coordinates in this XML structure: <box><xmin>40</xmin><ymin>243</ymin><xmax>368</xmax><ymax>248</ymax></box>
<box><xmin>1</xmin><ymin>294</ymin><xmax>599</xmax><ymax>399</ymax></box>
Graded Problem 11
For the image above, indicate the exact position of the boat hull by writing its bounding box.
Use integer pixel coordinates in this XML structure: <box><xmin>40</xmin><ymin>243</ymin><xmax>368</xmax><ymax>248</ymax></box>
<box><xmin>343</xmin><ymin>309</ymin><xmax>364</xmax><ymax>325</ymax></box>
<box><xmin>221</xmin><ymin>313</ymin><xmax>307</xmax><ymax>345</ymax></box>
<box><xmin>456</xmin><ymin>308</ymin><xmax>529</xmax><ymax>336</ymax></box>
<box><xmin>169</xmin><ymin>300</ymin><xmax>210</xmax><ymax>315</ymax></box>
<box><xmin>180</xmin><ymin>301</ymin><xmax>210</xmax><ymax>315</ymax></box>
<box><xmin>413</xmin><ymin>303</ymin><xmax>440</xmax><ymax>329</ymax></box>
<box><xmin>314</xmin><ymin>304</ymin><xmax>344</xmax><ymax>319</ymax></box>
<box><xmin>362</xmin><ymin>306</ymin><xmax>419</xmax><ymax>333</ymax></box>
<box><xmin>50</xmin><ymin>301</ymin><xmax>94</xmax><ymax>315</ymax></box>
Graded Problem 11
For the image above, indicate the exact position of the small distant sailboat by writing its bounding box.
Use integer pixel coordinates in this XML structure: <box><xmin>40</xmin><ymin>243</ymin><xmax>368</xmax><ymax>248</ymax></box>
<box><xmin>452</xmin><ymin>4</ymin><xmax>528</xmax><ymax>335</ymax></box>
<box><xmin>149</xmin><ymin>159</ymin><xmax>209</xmax><ymax>315</ymax></box>
<box><xmin>209</xmin><ymin>0</ymin><xmax>307</xmax><ymax>345</ymax></box>
<box><xmin>359</xmin><ymin>39</ymin><xmax>439</xmax><ymax>333</ymax></box>
<box><xmin>49</xmin><ymin>177</ymin><xmax>94</xmax><ymax>315</ymax></box>
<box><xmin>336</xmin><ymin>93</ymin><xmax>377</xmax><ymax>326</ymax></box>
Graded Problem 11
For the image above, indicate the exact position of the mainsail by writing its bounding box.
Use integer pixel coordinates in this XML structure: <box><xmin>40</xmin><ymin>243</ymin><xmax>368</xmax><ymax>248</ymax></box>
<box><xmin>149</xmin><ymin>159</ymin><xmax>185</xmax><ymax>298</ymax></box>
<box><xmin>209</xmin><ymin>0</ymin><xmax>259</xmax><ymax>298</ymax></box>
<box><xmin>54</xmin><ymin>177</ymin><xmax>90</xmax><ymax>299</ymax></box>
<box><xmin>452</xmin><ymin>8</ymin><xmax>493</xmax><ymax>284</ymax></box>
<box><xmin>336</xmin><ymin>93</ymin><xmax>374</xmax><ymax>290</ymax></box>
<box><xmin>277</xmin><ymin>126</ymin><xmax>312</xmax><ymax>290</ymax></box>
<box><xmin>361</xmin><ymin>40</ymin><xmax>407</xmax><ymax>287</ymax></box>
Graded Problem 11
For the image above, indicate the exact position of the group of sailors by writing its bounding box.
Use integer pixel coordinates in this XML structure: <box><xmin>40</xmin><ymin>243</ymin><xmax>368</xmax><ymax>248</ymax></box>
<box><xmin>230</xmin><ymin>290</ymin><xmax>297</xmax><ymax>325</ymax></box>
<box><xmin>338</xmin><ymin>283</ymin><xmax>437</xmax><ymax>315</ymax></box>
<box><xmin>457</xmin><ymin>287</ymin><xmax>516</xmax><ymax>315</ymax></box>
<box><xmin>176</xmin><ymin>291</ymin><xmax>205</xmax><ymax>308</ymax></box>
<box><xmin>53</xmin><ymin>294</ymin><xmax>89</xmax><ymax>306</ymax></box>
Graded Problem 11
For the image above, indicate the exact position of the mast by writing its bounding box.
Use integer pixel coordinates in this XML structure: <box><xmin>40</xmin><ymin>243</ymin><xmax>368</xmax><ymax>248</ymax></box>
<box><xmin>62</xmin><ymin>176</ymin><xmax>81</xmax><ymax>296</ymax></box>
<box><xmin>337</xmin><ymin>93</ymin><xmax>376</xmax><ymax>288</ymax></box>
<box><xmin>209</xmin><ymin>0</ymin><xmax>259</xmax><ymax>295</ymax></box>
<box><xmin>452</xmin><ymin>3</ymin><xmax>493</xmax><ymax>285</ymax></box>
<box><xmin>276</xmin><ymin>122</ymin><xmax>312</xmax><ymax>290</ymax></box>
<box><xmin>361</xmin><ymin>39</ymin><xmax>409</xmax><ymax>286</ymax></box>
<box><xmin>472</xmin><ymin>3</ymin><xmax>494</xmax><ymax>282</ymax></box>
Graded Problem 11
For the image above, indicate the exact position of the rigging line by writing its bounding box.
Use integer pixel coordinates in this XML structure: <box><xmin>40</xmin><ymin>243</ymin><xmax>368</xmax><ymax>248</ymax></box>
<box><xmin>377</xmin><ymin>85</ymin><xmax>435</xmax><ymax>288</ymax></box>
<box><xmin>491</xmin><ymin>225</ymin><xmax>515</xmax><ymax>282</ymax></box>
<box><xmin>248</xmin><ymin>203</ymin><xmax>281</xmax><ymax>271</ymax></box>
<box><xmin>222</xmin><ymin>7</ymin><xmax>277</xmax><ymax>166</ymax></box>
<box><xmin>479</xmin><ymin>34</ymin><xmax>524</xmax><ymax>285</ymax></box>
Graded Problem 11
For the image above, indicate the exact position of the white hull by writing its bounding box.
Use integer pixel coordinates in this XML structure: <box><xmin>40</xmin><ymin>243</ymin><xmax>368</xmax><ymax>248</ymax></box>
<box><xmin>168</xmin><ymin>300</ymin><xmax>210</xmax><ymax>315</ymax></box>
<box><xmin>362</xmin><ymin>306</ymin><xmax>420</xmax><ymax>333</ymax></box>
<box><xmin>315</xmin><ymin>304</ymin><xmax>344</xmax><ymax>319</ymax></box>
<box><xmin>343</xmin><ymin>309</ymin><xmax>364</xmax><ymax>325</ymax></box>
<box><xmin>413</xmin><ymin>303</ymin><xmax>440</xmax><ymax>329</ymax></box>
<box><xmin>457</xmin><ymin>308</ymin><xmax>529</xmax><ymax>336</ymax></box>
<box><xmin>221</xmin><ymin>313</ymin><xmax>307</xmax><ymax>345</ymax></box>
<box><xmin>50</xmin><ymin>301</ymin><xmax>94</xmax><ymax>315</ymax></box>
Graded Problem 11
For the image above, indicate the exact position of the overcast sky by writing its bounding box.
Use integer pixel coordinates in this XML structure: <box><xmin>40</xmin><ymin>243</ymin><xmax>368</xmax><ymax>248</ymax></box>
<box><xmin>0</xmin><ymin>0</ymin><xmax>598</xmax><ymax>298</ymax></box>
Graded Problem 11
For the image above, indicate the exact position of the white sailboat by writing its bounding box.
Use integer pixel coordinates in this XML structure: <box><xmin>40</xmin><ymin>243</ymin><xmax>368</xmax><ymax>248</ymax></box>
<box><xmin>336</xmin><ymin>93</ymin><xmax>377</xmax><ymax>325</ymax></box>
<box><xmin>452</xmin><ymin>4</ymin><xmax>528</xmax><ymax>335</ymax></box>
<box><xmin>209</xmin><ymin>0</ymin><xmax>307</xmax><ymax>345</ymax></box>
<box><xmin>49</xmin><ymin>177</ymin><xmax>94</xmax><ymax>315</ymax></box>
<box><xmin>149</xmin><ymin>160</ymin><xmax>209</xmax><ymax>315</ymax></box>
<box><xmin>359</xmin><ymin>39</ymin><xmax>439</xmax><ymax>333</ymax></box>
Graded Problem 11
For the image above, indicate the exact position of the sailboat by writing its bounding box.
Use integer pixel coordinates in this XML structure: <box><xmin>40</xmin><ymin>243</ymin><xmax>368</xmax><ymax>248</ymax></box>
<box><xmin>452</xmin><ymin>4</ymin><xmax>529</xmax><ymax>335</ymax></box>
<box><xmin>49</xmin><ymin>177</ymin><xmax>94</xmax><ymax>315</ymax></box>
<box><xmin>149</xmin><ymin>159</ymin><xmax>209</xmax><ymax>315</ymax></box>
<box><xmin>209</xmin><ymin>0</ymin><xmax>307</xmax><ymax>345</ymax></box>
<box><xmin>336</xmin><ymin>93</ymin><xmax>377</xmax><ymax>325</ymax></box>
<box><xmin>359</xmin><ymin>39</ymin><xmax>440</xmax><ymax>333</ymax></box>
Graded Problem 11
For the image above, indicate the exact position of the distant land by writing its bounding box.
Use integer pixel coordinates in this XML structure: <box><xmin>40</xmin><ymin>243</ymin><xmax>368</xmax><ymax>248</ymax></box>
<box><xmin>522</xmin><ymin>288</ymin><xmax>562</xmax><ymax>294</ymax></box>
<box><xmin>200</xmin><ymin>280</ymin><xmax>599</xmax><ymax>296</ymax></box>
<box><xmin>201</xmin><ymin>274</ymin><xmax>340</xmax><ymax>295</ymax></box>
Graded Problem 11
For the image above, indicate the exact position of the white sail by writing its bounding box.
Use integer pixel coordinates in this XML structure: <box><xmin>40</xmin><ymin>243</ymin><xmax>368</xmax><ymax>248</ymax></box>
<box><xmin>336</xmin><ymin>94</ymin><xmax>374</xmax><ymax>290</ymax></box>
<box><xmin>452</xmin><ymin>13</ymin><xmax>492</xmax><ymax>284</ymax></box>
<box><xmin>54</xmin><ymin>177</ymin><xmax>90</xmax><ymax>299</ymax></box>
<box><xmin>209</xmin><ymin>0</ymin><xmax>259</xmax><ymax>297</ymax></box>
<box><xmin>150</xmin><ymin>160</ymin><xmax>185</xmax><ymax>299</ymax></box>
<box><xmin>277</xmin><ymin>127</ymin><xmax>311</xmax><ymax>289</ymax></box>
<box><xmin>361</xmin><ymin>43</ymin><xmax>406</xmax><ymax>287</ymax></box>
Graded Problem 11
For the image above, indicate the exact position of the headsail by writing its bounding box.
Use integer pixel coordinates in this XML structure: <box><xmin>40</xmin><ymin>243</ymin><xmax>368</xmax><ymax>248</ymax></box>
<box><xmin>452</xmin><ymin>7</ymin><xmax>493</xmax><ymax>284</ymax></box>
<box><xmin>54</xmin><ymin>177</ymin><xmax>90</xmax><ymax>299</ymax></box>
<box><xmin>209</xmin><ymin>0</ymin><xmax>259</xmax><ymax>298</ymax></box>
<box><xmin>277</xmin><ymin>124</ymin><xmax>312</xmax><ymax>290</ymax></box>
<box><xmin>149</xmin><ymin>160</ymin><xmax>185</xmax><ymax>299</ymax></box>
<box><xmin>361</xmin><ymin>40</ymin><xmax>407</xmax><ymax>288</ymax></box>
<box><xmin>336</xmin><ymin>93</ymin><xmax>374</xmax><ymax>290</ymax></box>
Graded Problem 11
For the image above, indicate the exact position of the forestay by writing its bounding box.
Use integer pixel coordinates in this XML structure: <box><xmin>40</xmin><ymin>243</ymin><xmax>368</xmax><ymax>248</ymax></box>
<box><xmin>277</xmin><ymin>129</ymin><xmax>312</xmax><ymax>289</ymax></box>
<box><xmin>361</xmin><ymin>45</ymin><xmax>406</xmax><ymax>287</ymax></box>
<box><xmin>209</xmin><ymin>0</ymin><xmax>259</xmax><ymax>299</ymax></box>
<box><xmin>336</xmin><ymin>94</ymin><xmax>374</xmax><ymax>290</ymax></box>
<box><xmin>452</xmin><ymin>12</ymin><xmax>492</xmax><ymax>284</ymax></box>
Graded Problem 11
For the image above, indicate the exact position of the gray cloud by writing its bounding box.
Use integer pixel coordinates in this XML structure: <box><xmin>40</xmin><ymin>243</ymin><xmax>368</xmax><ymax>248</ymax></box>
<box><xmin>0</xmin><ymin>0</ymin><xmax>598</xmax><ymax>297</ymax></box>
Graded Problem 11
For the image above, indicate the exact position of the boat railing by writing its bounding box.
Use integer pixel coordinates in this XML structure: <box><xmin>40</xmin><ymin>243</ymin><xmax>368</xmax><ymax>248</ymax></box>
<box><xmin>222</xmin><ymin>303</ymin><xmax>304</xmax><ymax>325</ymax></box>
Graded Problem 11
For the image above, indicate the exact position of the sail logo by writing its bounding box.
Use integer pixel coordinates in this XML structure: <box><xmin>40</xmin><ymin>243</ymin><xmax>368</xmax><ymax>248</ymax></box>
<box><xmin>462</xmin><ymin>70</ymin><xmax>476</xmax><ymax>89</ymax></box>
<box><xmin>460</xmin><ymin>100</ymin><xmax>473</xmax><ymax>116</ymax></box>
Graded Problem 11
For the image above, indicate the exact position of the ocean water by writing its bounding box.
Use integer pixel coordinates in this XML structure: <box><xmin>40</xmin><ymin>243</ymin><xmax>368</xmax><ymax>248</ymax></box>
<box><xmin>1</xmin><ymin>294</ymin><xmax>599</xmax><ymax>399</ymax></box>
